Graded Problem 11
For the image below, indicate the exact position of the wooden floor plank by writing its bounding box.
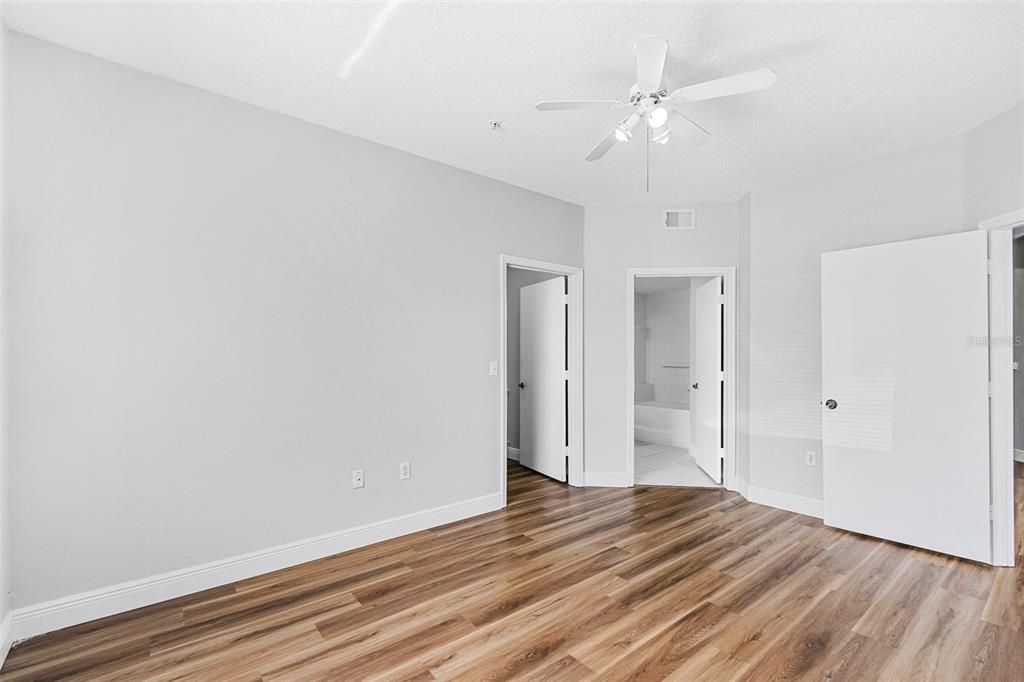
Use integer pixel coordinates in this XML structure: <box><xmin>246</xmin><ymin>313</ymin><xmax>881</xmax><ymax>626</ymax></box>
<box><xmin>2</xmin><ymin>460</ymin><xmax>1022</xmax><ymax>681</ymax></box>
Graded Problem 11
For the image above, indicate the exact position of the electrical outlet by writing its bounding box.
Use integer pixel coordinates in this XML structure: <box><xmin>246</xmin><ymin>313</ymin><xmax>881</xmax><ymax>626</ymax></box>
<box><xmin>352</xmin><ymin>469</ymin><xmax>364</xmax><ymax>488</ymax></box>
<box><xmin>399</xmin><ymin>462</ymin><xmax>411</xmax><ymax>480</ymax></box>
<box><xmin>489</xmin><ymin>360</ymin><xmax>498</xmax><ymax>376</ymax></box>
<box><xmin>805</xmin><ymin>451</ymin><xmax>817</xmax><ymax>466</ymax></box>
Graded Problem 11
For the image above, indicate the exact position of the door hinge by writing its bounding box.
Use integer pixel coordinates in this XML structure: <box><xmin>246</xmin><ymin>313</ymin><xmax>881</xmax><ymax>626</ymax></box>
<box><xmin>563</xmin><ymin>294</ymin><xmax>569</xmax><ymax>304</ymax></box>
<box><xmin>562</xmin><ymin>369</ymin><xmax>570</xmax><ymax>380</ymax></box>
<box><xmin>986</xmin><ymin>258</ymin><xmax>992</xmax><ymax>275</ymax></box>
<box><xmin>990</xmin><ymin>504</ymin><xmax>994</xmax><ymax>520</ymax></box>
<box><xmin>718</xmin><ymin>371</ymin><xmax>725</xmax><ymax>382</ymax></box>
<box><xmin>988</xmin><ymin>381</ymin><xmax>993</xmax><ymax>397</ymax></box>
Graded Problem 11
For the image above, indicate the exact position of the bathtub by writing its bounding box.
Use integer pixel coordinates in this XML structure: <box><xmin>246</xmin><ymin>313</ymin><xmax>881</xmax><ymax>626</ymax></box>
<box><xmin>634</xmin><ymin>400</ymin><xmax>690</xmax><ymax>448</ymax></box>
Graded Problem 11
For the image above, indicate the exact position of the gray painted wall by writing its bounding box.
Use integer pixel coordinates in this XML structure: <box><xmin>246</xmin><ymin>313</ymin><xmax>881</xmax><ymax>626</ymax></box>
<box><xmin>748</xmin><ymin>102</ymin><xmax>1024</xmax><ymax>502</ymax></box>
<box><xmin>583</xmin><ymin>204</ymin><xmax>740</xmax><ymax>475</ymax></box>
<box><xmin>581</xmin><ymin>103</ymin><xmax>1021</xmax><ymax>495</ymax></box>
<box><xmin>736</xmin><ymin>194</ymin><xmax>751</xmax><ymax>487</ymax></box>
<box><xmin>6</xmin><ymin>32</ymin><xmax>582</xmax><ymax>607</ymax></box>
<box><xmin>748</xmin><ymin>135</ymin><xmax>966</xmax><ymax>500</ymax></box>
<box><xmin>963</xmin><ymin>103</ymin><xmax>1024</xmax><ymax>227</ymax></box>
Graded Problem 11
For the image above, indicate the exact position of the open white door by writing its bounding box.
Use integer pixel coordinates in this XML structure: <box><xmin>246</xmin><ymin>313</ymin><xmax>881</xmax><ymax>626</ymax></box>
<box><xmin>692</xmin><ymin>277</ymin><xmax>723</xmax><ymax>483</ymax></box>
<box><xmin>822</xmin><ymin>231</ymin><xmax>991</xmax><ymax>563</ymax></box>
<box><xmin>519</xmin><ymin>277</ymin><xmax>567</xmax><ymax>482</ymax></box>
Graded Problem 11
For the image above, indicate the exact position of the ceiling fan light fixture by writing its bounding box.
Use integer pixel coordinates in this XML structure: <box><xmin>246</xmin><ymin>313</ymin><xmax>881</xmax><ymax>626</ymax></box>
<box><xmin>652</xmin><ymin>122</ymin><xmax>672</xmax><ymax>145</ymax></box>
<box><xmin>647</xmin><ymin>106</ymin><xmax>668</xmax><ymax>128</ymax></box>
<box><xmin>536</xmin><ymin>35</ymin><xmax>775</xmax><ymax>165</ymax></box>
<box><xmin>615</xmin><ymin>112</ymin><xmax>641</xmax><ymax>143</ymax></box>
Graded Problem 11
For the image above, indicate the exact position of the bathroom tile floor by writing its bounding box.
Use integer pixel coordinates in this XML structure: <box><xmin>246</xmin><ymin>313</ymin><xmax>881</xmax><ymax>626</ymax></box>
<box><xmin>634</xmin><ymin>441</ymin><xmax>720</xmax><ymax>487</ymax></box>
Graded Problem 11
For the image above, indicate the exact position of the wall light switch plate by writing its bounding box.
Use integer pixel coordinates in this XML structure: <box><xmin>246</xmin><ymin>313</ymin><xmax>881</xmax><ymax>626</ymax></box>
<box><xmin>489</xmin><ymin>360</ymin><xmax>498</xmax><ymax>376</ymax></box>
<box><xmin>399</xmin><ymin>462</ymin><xmax>411</xmax><ymax>480</ymax></box>
<box><xmin>352</xmin><ymin>469</ymin><xmax>364</xmax><ymax>488</ymax></box>
<box><xmin>805</xmin><ymin>451</ymin><xmax>817</xmax><ymax>466</ymax></box>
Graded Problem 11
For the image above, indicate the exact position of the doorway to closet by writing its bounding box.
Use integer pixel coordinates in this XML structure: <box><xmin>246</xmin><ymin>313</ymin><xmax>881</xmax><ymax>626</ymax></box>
<box><xmin>499</xmin><ymin>256</ymin><xmax>584</xmax><ymax>506</ymax></box>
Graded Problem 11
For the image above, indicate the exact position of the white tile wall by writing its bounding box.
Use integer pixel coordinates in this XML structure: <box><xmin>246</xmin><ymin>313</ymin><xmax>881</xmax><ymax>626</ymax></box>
<box><xmin>641</xmin><ymin>289</ymin><xmax>690</xmax><ymax>406</ymax></box>
<box><xmin>634</xmin><ymin>293</ymin><xmax>647</xmax><ymax>385</ymax></box>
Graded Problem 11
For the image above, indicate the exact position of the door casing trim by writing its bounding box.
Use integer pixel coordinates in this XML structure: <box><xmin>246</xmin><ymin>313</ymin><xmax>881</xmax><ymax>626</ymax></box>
<box><xmin>979</xmin><ymin>208</ymin><xmax>1024</xmax><ymax>566</ymax></box>
<box><xmin>499</xmin><ymin>255</ymin><xmax>584</xmax><ymax>506</ymax></box>
<box><xmin>626</xmin><ymin>267</ymin><xmax>738</xmax><ymax>491</ymax></box>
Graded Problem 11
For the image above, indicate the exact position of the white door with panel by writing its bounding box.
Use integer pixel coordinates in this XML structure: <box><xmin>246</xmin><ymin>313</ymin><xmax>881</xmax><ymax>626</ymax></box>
<box><xmin>519</xmin><ymin>277</ymin><xmax>567</xmax><ymax>482</ymax></box>
<box><xmin>691</xmin><ymin>277</ymin><xmax>724</xmax><ymax>483</ymax></box>
<box><xmin>822</xmin><ymin>230</ymin><xmax>991</xmax><ymax>563</ymax></box>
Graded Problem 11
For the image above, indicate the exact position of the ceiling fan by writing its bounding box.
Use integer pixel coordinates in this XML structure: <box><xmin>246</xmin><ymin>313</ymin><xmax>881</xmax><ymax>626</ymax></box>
<box><xmin>536</xmin><ymin>37</ymin><xmax>777</xmax><ymax>162</ymax></box>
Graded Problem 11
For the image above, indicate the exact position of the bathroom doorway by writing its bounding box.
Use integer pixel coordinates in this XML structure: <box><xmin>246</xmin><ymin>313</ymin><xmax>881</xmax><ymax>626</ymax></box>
<box><xmin>626</xmin><ymin>267</ymin><xmax>737</xmax><ymax>489</ymax></box>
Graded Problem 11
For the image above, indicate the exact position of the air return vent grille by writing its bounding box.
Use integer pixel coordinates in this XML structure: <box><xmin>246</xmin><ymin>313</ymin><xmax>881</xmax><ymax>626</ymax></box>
<box><xmin>664</xmin><ymin>209</ymin><xmax>696</xmax><ymax>230</ymax></box>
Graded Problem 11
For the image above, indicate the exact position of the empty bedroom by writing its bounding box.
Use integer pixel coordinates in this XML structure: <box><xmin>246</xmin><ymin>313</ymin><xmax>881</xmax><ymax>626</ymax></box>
<box><xmin>0</xmin><ymin>1</ymin><xmax>1022</xmax><ymax>680</ymax></box>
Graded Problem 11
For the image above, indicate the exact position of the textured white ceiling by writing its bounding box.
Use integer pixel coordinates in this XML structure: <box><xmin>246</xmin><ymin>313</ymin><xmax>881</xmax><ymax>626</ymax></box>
<box><xmin>5</xmin><ymin>1</ymin><xmax>1023</xmax><ymax>206</ymax></box>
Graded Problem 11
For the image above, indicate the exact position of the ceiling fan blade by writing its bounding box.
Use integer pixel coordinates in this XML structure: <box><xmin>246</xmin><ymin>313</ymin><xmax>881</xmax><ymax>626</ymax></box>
<box><xmin>668</xmin><ymin>109</ymin><xmax>711</xmax><ymax>146</ymax></box>
<box><xmin>584</xmin><ymin>125</ymin><xmax>620</xmax><ymax>162</ymax></box>
<box><xmin>535</xmin><ymin>100</ymin><xmax>622</xmax><ymax>111</ymax></box>
<box><xmin>665</xmin><ymin>68</ymin><xmax>777</xmax><ymax>104</ymax></box>
<box><xmin>633</xmin><ymin>37</ymin><xmax>668</xmax><ymax>92</ymax></box>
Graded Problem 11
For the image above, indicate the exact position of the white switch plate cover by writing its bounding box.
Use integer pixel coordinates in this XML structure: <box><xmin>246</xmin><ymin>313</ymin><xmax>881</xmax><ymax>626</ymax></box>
<box><xmin>400</xmin><ymin>462</ymin><xmax>411</xmax><ymax>480</ymax></box>
<box><xmin>352</xmin><ymin>469</ymin><xmax>364</xmax><ymax>488</ymax></box>
<box><xmin>805</xmin><ymin>451</ymin><xmax>817</xmax><ymax>466</ymax></box>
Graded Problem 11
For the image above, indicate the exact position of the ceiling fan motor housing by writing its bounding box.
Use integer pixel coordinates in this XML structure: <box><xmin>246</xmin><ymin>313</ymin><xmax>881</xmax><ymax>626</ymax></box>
<box><xmin>629</xmin><ymin>83</ymin><xmax>667</xmax><ymax>105</ymax></box>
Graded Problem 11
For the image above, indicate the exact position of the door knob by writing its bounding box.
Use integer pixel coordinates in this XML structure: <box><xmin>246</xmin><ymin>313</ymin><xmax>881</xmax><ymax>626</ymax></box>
<box><xmin>825</xmin><ymin>399</ymin><xmax>838</xmax><ymax>410</ymax></box>
<box><xmin>518</xmin><ymin>382</ymin><xmax>525</xmax><ymax>389</ymax></box>
<box><xmin>691</xmin><ymin>383</ymin><xmax>699</xmax><ymax>390</ymax></box>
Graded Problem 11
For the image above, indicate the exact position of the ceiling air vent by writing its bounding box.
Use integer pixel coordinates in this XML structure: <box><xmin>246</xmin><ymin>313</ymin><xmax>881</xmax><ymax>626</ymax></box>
<box><xmin>664</xmin><ymin>209</ymin><xmax>695</xmax><ymax>230</ymax></box>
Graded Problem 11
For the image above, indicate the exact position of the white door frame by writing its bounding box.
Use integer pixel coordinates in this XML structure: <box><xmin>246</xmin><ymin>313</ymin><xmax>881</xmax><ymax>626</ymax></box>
<box><xmin>626</xmin><ymin>267</ymin><xmax>738</xmax><ymax>490</ymax></box>
<box><xmin>979</xmin><ymin>208</ymin><xmax>1024</xmax><ymax>566</ymax></box>
<box><xmin>499</xmin><ymin>255</ymin><xmax>584</xmax><ymax>506</ymax></box>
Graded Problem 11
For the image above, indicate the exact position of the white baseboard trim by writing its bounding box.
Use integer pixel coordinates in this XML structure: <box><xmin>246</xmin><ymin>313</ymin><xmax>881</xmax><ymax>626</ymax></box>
<box><xmin>0</xmin><ymin>611</ymin><xmax>13</xmax><ymax>669</ymax></box>
<box><xmin>9</xmin><ymin>492</ymin><xmax>502</xmax><ymax>644</ymax></box>
<box><xmin>506</xmin><ymin>446</ymin><xmax>520</xmax><ymax>462</ymax></box>
<box><xmin>584</xmin><ymin>471</ymin><xmax>630</xmax><ymax>487</ymax></box>
<box><xmin>1015</xmin><ymin>449</ymin><xmax>1024</xmax><ymax>463</ymax></box>
<box><xmin>733</xmin><ymin>477</ymin><xmax>749</xmax><ymax>498</ymax></box>
<box><xmin>747</xmin><ymin>485</ymin><xmax>824</xmax><ymax>519</ymax></box>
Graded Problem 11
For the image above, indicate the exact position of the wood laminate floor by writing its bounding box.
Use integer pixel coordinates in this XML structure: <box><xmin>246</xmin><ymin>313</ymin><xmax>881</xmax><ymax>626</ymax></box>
<box><xmin>3</xmin><ymin>461</ymin><xmax>1023</xmax><ymax>681</ymax></box>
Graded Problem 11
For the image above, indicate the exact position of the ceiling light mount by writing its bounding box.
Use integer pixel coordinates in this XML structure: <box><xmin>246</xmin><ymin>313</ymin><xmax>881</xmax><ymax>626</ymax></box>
<box><xmin>628</xmin><ymin>85</ymin><xmax>667</xmax><ymax>105</ymax></box>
